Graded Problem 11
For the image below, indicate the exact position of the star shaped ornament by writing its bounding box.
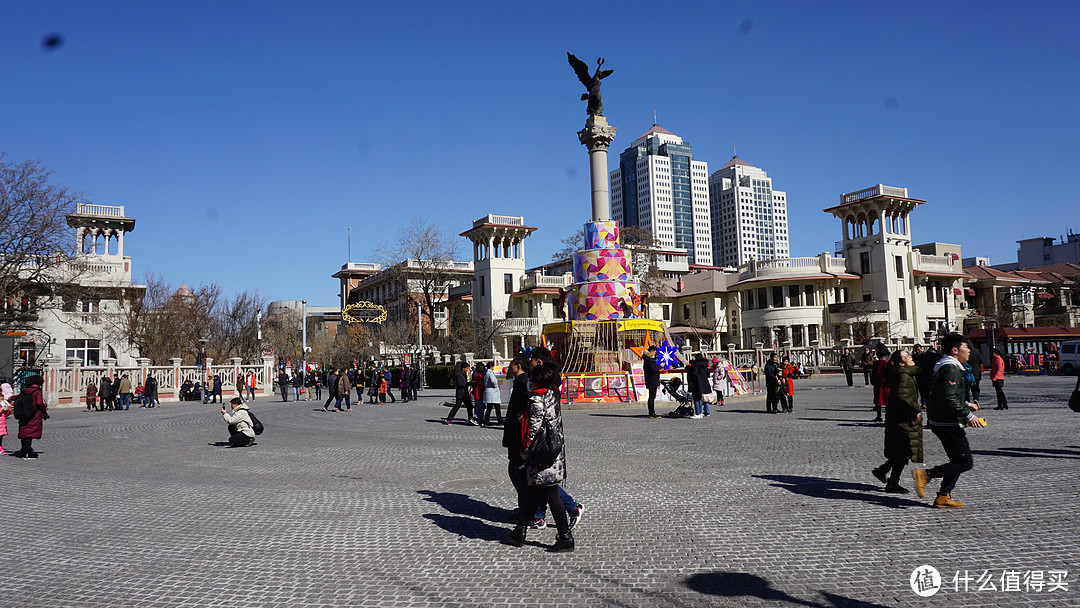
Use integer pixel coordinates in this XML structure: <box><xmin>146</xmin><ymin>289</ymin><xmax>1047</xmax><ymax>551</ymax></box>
<box><xmin>656</xmin><ymin>340</ymin><xmax>680</xmax><ymax>370</ymax></box>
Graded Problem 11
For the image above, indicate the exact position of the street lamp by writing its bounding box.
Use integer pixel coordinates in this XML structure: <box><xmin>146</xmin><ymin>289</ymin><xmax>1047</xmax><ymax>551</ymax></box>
<box><xmin>198</xmin><ymin>337</ymin><xmax>209</xmax><ymax>388</ymax></box>
<box><xmin>301</xmin><ymin>300</ymin><xmax>307</xmax><ymax>396</ymax></box>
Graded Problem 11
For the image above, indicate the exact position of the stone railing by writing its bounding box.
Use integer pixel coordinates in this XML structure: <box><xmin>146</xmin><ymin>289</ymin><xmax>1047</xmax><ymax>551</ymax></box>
<box><xmin>738</xmin><ymin>254</ymin><xmax>847</xmax><ymax>282</ymax></box>
<box><xmin>841</xmin><ymin>184</ymin><xmax>908</xmax><ymax>204</ymax></box>
<box><xmin>41</xmin><ymin>356</ymin><xmax>279</xmax><ymax>409</ymax></box>
<box><xmin>914</xmin><ymin>253</ymin><xmax>957</xmax><ymax>274</ymax></box>
<box><xmin>76</xmin><ymin>203</ymin><xmax>126</xmax><ymax>217</ymax></box>
<box><xmin>474</xmin><ymin>214</ymin><xmax>525</xmax><ymax>227</ymax></box>
<box><xmin>497</xmin><ymin>317</ymin><xmax>539</xmax><ymax>335</ymax></box>
<box><xmin>521</xmin><ymin>273</ymin><xmax>571</xmax><ymax>290</ymax></box>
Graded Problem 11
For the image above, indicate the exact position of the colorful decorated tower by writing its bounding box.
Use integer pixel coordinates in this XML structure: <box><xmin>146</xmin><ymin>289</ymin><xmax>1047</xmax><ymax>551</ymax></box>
<box><xmin>542</xmin><ymin>66</ymin><xmax>670</xmax><ymax>392</ymax></box>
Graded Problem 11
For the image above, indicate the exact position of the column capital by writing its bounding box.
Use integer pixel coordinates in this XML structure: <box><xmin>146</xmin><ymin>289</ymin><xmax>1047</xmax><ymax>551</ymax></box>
<box><xmin>578</xmin><ymin>115</ymin><xmax>617</xmax><ymax>152</ymax></box>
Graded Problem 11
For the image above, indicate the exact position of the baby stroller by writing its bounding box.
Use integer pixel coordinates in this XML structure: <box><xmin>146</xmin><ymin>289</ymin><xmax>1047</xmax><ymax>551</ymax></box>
<box><xmin>661</xmin><ymin>377</ymin><xmax>695</xmax><ymax>418</ymax></box>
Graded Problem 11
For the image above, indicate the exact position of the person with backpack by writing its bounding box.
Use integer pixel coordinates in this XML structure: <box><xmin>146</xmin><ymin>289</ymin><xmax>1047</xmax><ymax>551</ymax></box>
<box><xmin>502</xmin><ymin>363</ymin><xmax>574</xmax><ymax>553</ymax></box>
<box><xmin>221</xmin><ymin>397</ymin><xmax>255</xmax><ymax>447</ymax></box>
<box><xmin>13</xmin><ymin>374</ymin><xmax>48</xmax><ymax>459</ymax></box>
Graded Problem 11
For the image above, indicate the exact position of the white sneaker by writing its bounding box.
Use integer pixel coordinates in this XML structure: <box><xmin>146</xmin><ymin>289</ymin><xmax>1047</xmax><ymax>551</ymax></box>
<box><xmin>690</xmin><ymin>414</ymin><xmax>704</xmax><ymax>419</ymax></box>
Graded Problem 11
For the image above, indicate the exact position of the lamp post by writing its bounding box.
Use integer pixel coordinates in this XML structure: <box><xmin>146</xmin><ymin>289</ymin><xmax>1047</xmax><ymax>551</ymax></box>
<box><xmin>301</xmin><ymin>300</ymin><xmax>307</xmax><ymax>398</ymax></box>
<box><xmin>198</xmin><ymin>337</ymin><xmax>209</xmax><ymax>388</ymax></box>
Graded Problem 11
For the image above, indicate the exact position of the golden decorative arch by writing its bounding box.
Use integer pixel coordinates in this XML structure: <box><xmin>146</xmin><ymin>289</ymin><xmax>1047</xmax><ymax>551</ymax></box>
<box><xmin>342</xmin><ymin>301</ymin><xmax>387</xmax><ymax>324</ymax></box>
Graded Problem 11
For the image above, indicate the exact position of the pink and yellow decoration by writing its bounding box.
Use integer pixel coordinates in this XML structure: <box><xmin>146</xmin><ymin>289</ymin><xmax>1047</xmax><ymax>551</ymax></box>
<box><xmin>568</xmin><ymin>280</ymin><xmax>639</xmax><ymax>320</ymax></box>
<box><xmin>573</xmin><ymin>248</ymin><xmax>632</xmax><ymax>283</ymax></box>
<box><xmin>583</xmin><ymin>220</ymin><xmax>619</xmax><ymax>250</ymax></box>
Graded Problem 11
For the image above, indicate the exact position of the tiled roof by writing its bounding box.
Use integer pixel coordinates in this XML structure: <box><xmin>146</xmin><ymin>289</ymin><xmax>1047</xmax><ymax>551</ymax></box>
<box><xmin>719</xmin><ymin>156</ymin><xmax>753</xmax><ymax>170</ymax></box>
<box><xmin>639</xmin><ymin>123</ymin><xmax>675</xmax><ymax>138</ymax></box>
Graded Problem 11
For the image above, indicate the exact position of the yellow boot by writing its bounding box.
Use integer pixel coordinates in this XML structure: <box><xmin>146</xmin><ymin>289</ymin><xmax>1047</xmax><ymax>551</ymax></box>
<box><xmin>911</xmin><ymin>469</ymin><xmax>930</xmax><ymax>498</ymax></box>
<box><xmin>933</xmin><ymin>493</ymin><xmax>964</xmax><ymax>509</ymax></box>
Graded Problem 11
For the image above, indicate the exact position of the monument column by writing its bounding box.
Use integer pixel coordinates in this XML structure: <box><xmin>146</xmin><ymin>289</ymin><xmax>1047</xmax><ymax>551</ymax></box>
<box><xmin>578</xmin><ymin>115</ymin><xmax>617</xmax><ymax>222</ymax></box>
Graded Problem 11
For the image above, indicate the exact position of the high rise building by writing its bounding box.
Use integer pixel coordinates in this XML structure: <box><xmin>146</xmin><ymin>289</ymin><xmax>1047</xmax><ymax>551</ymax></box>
<box><xmin>609</xmin><ymin>125</ymin><xmax>713</xmax><ymax>266</ymax></box>
<box><xmin>707</xmin><ymin>156</ymin><xmax>789</xmax><ymax>267</ymax></box>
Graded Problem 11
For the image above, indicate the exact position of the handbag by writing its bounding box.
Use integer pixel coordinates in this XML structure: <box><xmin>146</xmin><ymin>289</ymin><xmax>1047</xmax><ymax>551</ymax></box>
<box><xmin>703</xmin><ymin>392</ymin><xmax>717</xmax><ymax>404</ymax></box>
<box><xmin>525</xmin><ymin>399</ymin><xmax>563</xmax><ymax>469</ymax></box>
<box><xmin>1068</xmin><ymin>375</ymin><xmax>1080</xmax><ymax>413</ymax></box>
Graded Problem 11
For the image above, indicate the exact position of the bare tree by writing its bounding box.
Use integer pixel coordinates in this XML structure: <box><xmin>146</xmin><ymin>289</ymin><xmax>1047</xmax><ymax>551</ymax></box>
<box><xmin>209</xmin><ymin>289</ymin><xmax>267</xmax><ymax>361</ymax></box>
<box><xmin>262</xmin><ymin>308</ymin><xmax>302</xmax><ymax>367</ymax></box>
<box><xmin>374</xmin><ymin>215</ymin><xmax>460</xmax><ymax>342</ymax></box>
<box><xmin>551</xmin><ymin>229</ymin><xmax>584</xmax><ymax>263</ymax></box>
<box><xmin>621</xmin><ymin>225</ymin><xmax>670</xmax><ymax>298</ymax></box>
<box><xmin>0</xmin><ymin>156</ymin><xmax>84</xmax><ymax>328</ymax></box>
<box><xmin>112</xmin><ymin>274</ymin><xmax>221</xmax><ymax>364</ymax></box>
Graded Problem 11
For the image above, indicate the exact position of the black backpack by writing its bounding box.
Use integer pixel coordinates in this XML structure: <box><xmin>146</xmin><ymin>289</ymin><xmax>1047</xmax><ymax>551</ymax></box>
<box><xmin>525</xmin><ymin>400</ymin><xmax>563</xmax><ymax>469</ymax></box>
<box><xmin>247</xmin><ymin>410</ymin><xmax>264</xmax><ymax>435</ymax></box>
<box><xmin>13</xmin><ymin>393</ymin><xmax>35</xmax><ymax>422</ymax></box>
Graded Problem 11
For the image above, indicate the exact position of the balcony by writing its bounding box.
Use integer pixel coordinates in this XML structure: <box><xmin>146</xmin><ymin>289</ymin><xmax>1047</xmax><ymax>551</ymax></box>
<box><xmin>473</xmin><ymin>214</ymin><xmax>525</xmax><ymax>228</ymax></box>
<box><xmin>913</xmin><ymin>253</ymin><xmax>959</xmax><ymax>275</ymax></box>
<box><xmin>521</xmin><ymin>273</ymin><xmax>571</xmax><ymax>291</ymax></box>
<box><xmin>841</xmin><ymin>184</ymin><xmax>908</xmax><ymax>204</ymax></box>
<box><xmin>76</xmin><ymin>203</ymin><xmax>126</xmax><ymax>218</ymax></box>
<box><xmin>738</xmin><ymin>255</ymin><xmax>848</xmax><ymax>282</ymax></box>
<box><xmin>497</xmin><ymin>317</ymin><xmax>539</xmax><ymax>335</ymax></box>
<box><xmin>447</xmin><ymin>282</ymin><xmax>473</xmax><ymax>298</ymax></box>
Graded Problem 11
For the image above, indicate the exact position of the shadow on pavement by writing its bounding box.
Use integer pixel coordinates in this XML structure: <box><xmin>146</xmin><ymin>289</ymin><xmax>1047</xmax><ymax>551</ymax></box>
<box><xmin>588</xmin><ymin>413</ymin><xmax>654</xmax><ymax>419</ymax></box>
<box><xmin>799</xmin><ymin>417</ymin><xmax>883</xmax><ymax>427</ymax></box>
<box><xmin>207</xmin><ymin>441</ymin><xmax>231</xmax><ymax>447</ymax></box>
<box><xmin>753</xmin><ymin>474</ymin><xmax>925</xmax><ymax>509</ymax></box>
<box><xmin>684</xmin><ymin>572</ymin><xmax>893</xmax><ymax>607</ymax></box>
<box><xmin>417</xmin><ymin>490</ymin><xmax>515</xmax><ymax>524</ymax></box>
<box><xmin>973</xmin><ymin>446</ymin><xmax>1080</xmax><ymax>460</ymax></box>
<box><xmin>421</xmin><ymin>513</ymin><xmax>512</xmax><ymax>543</ymax></box>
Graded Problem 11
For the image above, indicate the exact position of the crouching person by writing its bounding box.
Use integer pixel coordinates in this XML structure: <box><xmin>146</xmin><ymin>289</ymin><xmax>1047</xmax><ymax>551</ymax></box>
<box><xmin>222</xmin><ymin>397</ymin><xmax>255</xmax><ymax>448</ymax></box>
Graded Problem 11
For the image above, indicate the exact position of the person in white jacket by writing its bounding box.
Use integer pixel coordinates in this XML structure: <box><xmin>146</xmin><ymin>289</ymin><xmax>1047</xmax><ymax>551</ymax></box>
<box><xmin>222</xmin><ymin>397</ymin><xmax>255</xmax><ymax>448</ymax></box>
<box><xmin>482</xmin><ymin>365</ymin><xmax>503</xmax><ymax>426</ymax></box>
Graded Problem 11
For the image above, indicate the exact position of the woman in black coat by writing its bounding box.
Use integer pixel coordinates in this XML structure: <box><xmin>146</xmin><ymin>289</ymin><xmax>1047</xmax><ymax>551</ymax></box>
<box><xmin>687</xmin><ymin>354</ymin><xmax>712</xmax><ymax>419</ymax></box>
<box><xmin>872</xmin><ymin>349</ymin><xmax>923</xmax><ymax>493</ymax></box>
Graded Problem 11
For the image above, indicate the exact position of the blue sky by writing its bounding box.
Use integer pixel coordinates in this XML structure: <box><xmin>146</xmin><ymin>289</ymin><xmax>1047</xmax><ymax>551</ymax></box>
<box><xmin>3</xmin><ymin>1</ymin><xmax>1079</xmax><ymax>306</ymax></box>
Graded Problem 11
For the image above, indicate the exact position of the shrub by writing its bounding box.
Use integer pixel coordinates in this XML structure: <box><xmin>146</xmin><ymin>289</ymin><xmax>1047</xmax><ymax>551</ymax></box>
<box><xmin>425</xmin><ymin>364</ymin><xmax>455</xmax><ymax>389</ymax></box>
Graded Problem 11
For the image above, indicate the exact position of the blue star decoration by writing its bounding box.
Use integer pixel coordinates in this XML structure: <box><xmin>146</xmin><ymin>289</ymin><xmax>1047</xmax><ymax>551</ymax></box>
<box><xmin>656</xmin><ymin>340</ymin><xmax>680</xmax><ymax>370</ymax></box>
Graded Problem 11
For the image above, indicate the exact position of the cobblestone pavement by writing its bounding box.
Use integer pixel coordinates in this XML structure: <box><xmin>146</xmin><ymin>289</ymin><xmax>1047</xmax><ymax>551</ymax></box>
<box><xmin>3</xmin><ymin>374</ymin><xmax>1078</xmax><ymax>607</ymax></box>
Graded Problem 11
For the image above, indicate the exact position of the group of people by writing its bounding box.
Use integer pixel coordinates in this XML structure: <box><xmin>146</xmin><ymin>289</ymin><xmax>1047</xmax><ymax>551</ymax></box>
<box><xmin>867</xmin><ymin>333</ymin><xmax>1007</xmax><ymax>508</ymax></box>
<box><xmin>445</xmin><ymin>360</ymin><xmax>503</xmax><ymax>426</ymax></box>
<box><xmin>271</xmin><ymin>365</ymin><xmax>422</xmax><ymax>407</ymax></box>
<box><xmin>763</xmin><ymin>353</ymin><xmax>799</xmax><ymax>414</ymax></box>
<box><xmin>85</xmin><ymin>373</ymin><xmax>160</xmax><ymax>411</ymax></box>
<box><xmin>639</xmin><ymin>347</ymin><xmax>729</xmax><ymax>419</ymax></box>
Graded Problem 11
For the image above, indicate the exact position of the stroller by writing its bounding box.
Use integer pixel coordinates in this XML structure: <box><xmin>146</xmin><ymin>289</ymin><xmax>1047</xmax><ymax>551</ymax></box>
<box><xmin>661</xmin><ymin>377</ymin><xmax>695</xmax><ymax>418</ymax></box>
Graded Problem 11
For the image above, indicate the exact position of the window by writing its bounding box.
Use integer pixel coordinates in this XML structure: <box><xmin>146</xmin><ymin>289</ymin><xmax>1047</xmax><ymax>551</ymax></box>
<box><xmin>758</xmin><ymin>287</ymin><xmax>768</xmax><ymax>308</ymax></box>
<box><xmin>683</xmin><ymin>303</ymin><xmax>690</xmax><ymax>319</ymax></box>
<box><xmin>478</xmin><ymin>276</ymin><xmax>485</xmax><ymax>297</ymax></box>
<box><xmin>804</xmin><ymin>285</ymin><xmax>816</xmax><ymax>306</ymax></box>
<box><xmin>662</xmin><ymin>304</ymin><xmax>670</xmax><ymax>321</ymax></box>
<box><xmin>772</xmin><ymin>286</ymin><xmax>785</xmax><ymax>308</ymax></box>
<box><xmin>895</xmin><ymin>255</ymin><xmax>904</xmax><ymax>279</ymax></box>
<box><xmin>504</xmin><ymin>273</ymin><xmax>513</xmax><ymax>295</ymax></box>
<box><xmin>788</xmin><ymin>285</ymin><xmax>800</xmax><ymax>307</ymax></box>
<box><xmin>701</xmin><ymin>301</ymin><xmax>708</xmax><ymax>317</ymax></box>
<box><xmin>745</xmin><ymin>290</ymin><xmax>755</xmax><ymax>310</ymax></box>
<box><xmin>66</xmin><ymin>339</ymin><xmax>100</xmax><ymax>366</ymax></box>
<box><xmin>899</xmin><ymin>298</ymin><xmax>908</xmax><ymax>321</ymax></box>
<box><xmin>860</xmin><ymin>252</ymin><xmax>871</xmax><ymax>274</ymax></box>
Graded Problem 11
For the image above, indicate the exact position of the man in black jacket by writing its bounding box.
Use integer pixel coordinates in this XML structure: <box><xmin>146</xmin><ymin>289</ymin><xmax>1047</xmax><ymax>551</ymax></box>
<box><xmin>641</xmin><ymin>345</ymin><xmax>661</xmax><ymax>418</ymax></box>
<box><xmin>764</xmin><ymin>352</ymin><xmax>781</xmax><ymax>414</ymax></box>
<box><xmin>444</xmin><ymin>361</ymin><xmax>474</xmax><ymax>425</ymax></box>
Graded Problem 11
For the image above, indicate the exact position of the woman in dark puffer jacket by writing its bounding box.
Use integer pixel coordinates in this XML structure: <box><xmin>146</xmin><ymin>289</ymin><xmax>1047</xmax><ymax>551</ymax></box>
<box><xmin>872</xmin><ymin>350</ymin><xmax>923</xmax><ymax>493</ymax></box>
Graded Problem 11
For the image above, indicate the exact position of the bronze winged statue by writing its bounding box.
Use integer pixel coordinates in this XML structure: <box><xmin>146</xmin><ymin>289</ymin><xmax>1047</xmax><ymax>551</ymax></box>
<box><xmin>568</xmin><ymin>52</ymin><xmax>613</xmax><ymax>116</ymax></box>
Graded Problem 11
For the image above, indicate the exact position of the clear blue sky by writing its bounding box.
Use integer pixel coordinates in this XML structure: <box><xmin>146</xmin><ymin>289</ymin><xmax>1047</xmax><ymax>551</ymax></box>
<box><xmin>4</xmin><ymin>1</ymin><xmax>1078</xmax><ymax>306</ymax></box>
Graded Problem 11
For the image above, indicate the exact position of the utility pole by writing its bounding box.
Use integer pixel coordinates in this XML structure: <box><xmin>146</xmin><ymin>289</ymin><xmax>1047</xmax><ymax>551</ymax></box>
<box><xmin>417</xmin><ymin>301</ymin><xmax>424</xmax><ymax>392</ymax></box>
<box><xmin>301</xmin><ymin>300</ymin><xmax>307</xmax><ymax>396</ymax></box>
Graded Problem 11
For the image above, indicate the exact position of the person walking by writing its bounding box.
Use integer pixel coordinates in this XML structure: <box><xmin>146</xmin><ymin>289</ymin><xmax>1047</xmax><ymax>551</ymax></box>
<box><xmin>841</xmin><ymin>347</ymin><xmax>855</xmax><ymax>387</ymax></box>
<box><xmin>482</xmin><ymin>362</ymin><xmax>503</xmax><ymax>426</ymax></box>
<box><xmin>472</xmin><ymin>362</ymin><xmax>487</xmax><ymax>423</ymax></box>
<box><xmin>967</xmin><ymin>340</ymin><xmax>983</xmax><ymax>405</ymax></box>
<box><xmin>335</xmin><ymin>369</ymin><xmax>353</xmax><ymax>412</ymax></box>
<box><xmin>871</xmin><ymin>343</ymin><xmax>890</xmax><ymax>422</ymax></box>
<box><xmin>710</xmin><ymin>357</ymin><xmax>727</xmax><ymax>408</ymax></box>
<box><xmin>145</xmin><ymin>375</ymin><xmax>159</xmax><ymax>408</ymax></box>
<box><xmin>687</xmin><ymin>353</ymin><xmax>711</xmax><ymax>419</ymax></box>
<box><xmin>990</xmin><ymin>348</ymin><xmax>1008</xmax><ymax>409</ymax></box>
<box><xmin>503</xmin><ymin>363</ymin><xmax>575</xmax><ymax>553</ymax></box>
<box><xmin>13</xmin><ymin>375</ymin><xmax>48</xmax><ymax>459</ymax></box>
<box><xmin>383</xmin><ymin>368</ymin><xmax>396</xmax><ymax>403</ymax></box>
<box><xmin>86</xmin><ymin>380</ymin><xmax>98</xmax><ymax>412</ymax></box>
<box><xmin>245</xmin><ymin>371</ymin><xmax>257</xmax><ymax>402</ymax></box>
<box><xmin>113</xmin><ymin>376</ymin><xmax>125</xmax><ymax>410</ymax></box>
<box><xmin>221</xmin><ymin>397</ymin><xmax>255</xmax><ymax>448</ymax></box>
<box><xmin>445</xmin><ymin>361</ymin><xmax>475</xmax><ymax>425</ymax></box>
<box><xmin>0</xmin><ymin>381</ymin><xmax>12</xmax><ymax>453</ymax></box>
<box><xmin>861</xmin><ymin>347</ymin><xmax>875</xmax><ymax>386</ymax></box>
<box><xmin>323</xmin><ymin>369</ymin><xmax>339</xmax><ymax>412</ymax></box>
<box><xmin>309</xmin><ymin>370</ymin><xmax>321</xmax><ymax>402</ymax></box>
<box><xmin>911</xmin><ymin>333</ymin><xmax>985</xmax><ymax>509</ymax></box>
<box><xmin>399</xmin><ymin>366</ymin><xmax>410</xmax><ymax>403</ymax></box>
<box><xmin>235</xmin><ymin>373</ymin><xmax>245</xmax><ymax>403</ymax></box>
<box><xmin>872</xmin><ymin>349</ymin><xmax>923</xmax><ymax>493</ymax></box>
<box><xmin>277</xmin><ymin>371</ymin><xmax>290</xmax><ymax>402</ymax></box>
<box><xmin>210</xmin><ymin>374</ymin><xmax>223</xmax><ymax>404</ymax></box>
<box><xmin>764</xmin><ymin>352</ymin><xmax>781</xmax><ymax>414</ymax></box>
<box><xmin>641</xmin><ymin>345</ymin><xmax>661</xmax><ymax>418</ymax></box>
<box><xmin>291</xmin><ymin>371</ymin><xmax>304</xmax><ymax>402</ymax></box>
<box><xmin>118</xmin><ymin>374</ymin><xmax>133</xmax><ymax>410</ymax></box>
<box><xmin>781</xmin><ymin>356</ymin><xmax>797</xmax><ymax>413</ymax></box>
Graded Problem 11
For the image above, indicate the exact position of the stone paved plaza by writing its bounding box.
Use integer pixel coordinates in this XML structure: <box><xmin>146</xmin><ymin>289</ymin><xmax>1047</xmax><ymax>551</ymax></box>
<box><xmin>3</xmin><ymin>373</ymin><xmax>1078</xmax><ymax>607</ymax></box>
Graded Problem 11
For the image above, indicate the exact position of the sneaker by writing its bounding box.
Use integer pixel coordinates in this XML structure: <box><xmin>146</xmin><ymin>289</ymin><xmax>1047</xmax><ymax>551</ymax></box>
<box><xmin>347</xmin><ymin>408</ymin><xmax>353</xmax><ymax>412</ymax></box>
<box><xmin>23</xmin><ymin>451</ymin><xmax>38</xmax><ymax>459</ymax></box>
<box><xmin>689</xmin><ymin>414</ymin><xmax>704</xmax><ymax>419</ymax></box>
<box><xmin>911</xmin><ymin>469</ymin><xmax>930</xmax><ymax>498</ymax></box>
<box><xmin>933</xmin><ymin>493</ymin><xmax>964</xmax><ymax>508</ymax></box>
<box><xmin>648</xmin><ymin>415</ymin><xmax>661</xmax><ymax>419</ymax></box>
<box><xmin>468</xmin><ymin>419</ymin><xmax>479</xmax><ymax>426</ymax></box>
<box><xmin>443</xmin><ymin>419</ymin><xmax>452</xmax><ymax>425</ymax></box>
<box><xmin>528</xmin><ymin>517</ymin><xmax>546</xmax><ymax>530</ymax></box>
<box><xmin>568</xmin><ymin>504</ymin><xmax>585</xmax><ymax>530</ymax></box>
<box><xmin>0</xmin><ymin>447</ymin><xmax>6</xmax><ymax>455</ymax></box>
